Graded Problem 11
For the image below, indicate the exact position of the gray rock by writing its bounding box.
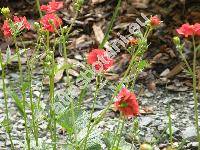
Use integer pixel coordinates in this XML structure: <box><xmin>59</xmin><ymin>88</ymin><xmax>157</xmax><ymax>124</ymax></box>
<box><xmin>182</xmin><ymin>126</ymin><xmax>197</xmax><ymax>140</ymax></box>
<box><xmin>187</xmin><ymin>142</ymin><xmax>199</xmax><ymax>148</ymax></box>
<box><xmin>17</xmin><ymin>124</ymin><xmax>24</xmax><ymax>130</ymax></box>
<box><xmin>144</xmin><ymin>91</ymin><xmax>154</xmax><ymax>98</ymax></box>
<box><xmin>140</xmin><ymin>117</ymin><xmax>153</xmax><ymax>126</ymax></box>
<box><xmin>0</xmin><ymin>141</ymin><xmax>4</xmax><ymax>147</ymax></box>
<box><xmin>74</xmin><ymin>54</ymin><xmax>83</xmax><ymax>60</ymax></box>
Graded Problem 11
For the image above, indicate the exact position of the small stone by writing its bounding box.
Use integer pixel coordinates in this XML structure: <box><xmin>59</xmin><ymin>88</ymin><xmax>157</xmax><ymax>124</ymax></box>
<box><xmin>182</xmin><ymin>126</ymin><xmax>197</xmax><ymax>140</ymax></box>
<box><xmin>187</xmin><ymin>142</ymin><xmax>199</xmax><ymax>148</ymax></box>
<box><xmin>17</xmin><ymin>124</ymin><xmax>24</xmax><ymax>130</ymax></box>
<box><xmin>144</xmin><ymin>91</ymin><xmax>154</xmax><ymax>98</ymax></box>
<box><xmin>74</xmin><ymin>54</ymin><xmax>83</xmax><ymax>60</ymax></box>
<box><xmin>0</xmin><ymin>141</ymin><xmax>4</xmax><ymax>147</ymax></box>
<box><xmin>0</xmin><ymin>92</ymin><xmax>4</xmax><ymax>99</ymax></box>
<box><xmin>33</xmin><ymin>91</ymin><xmax>40</xmax><ymax>97</ymax></box>
<box><xmin>140</xmin><ymin>117</ymin><xmax>153</xmax><ymax>126</ymax></box>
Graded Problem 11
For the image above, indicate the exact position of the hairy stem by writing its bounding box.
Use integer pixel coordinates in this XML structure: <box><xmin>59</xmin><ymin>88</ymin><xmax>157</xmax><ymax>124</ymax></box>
<box><xmin>99</xmin><ymin>0</ymin><xmax>121</xmax><ymax>49</ymax></box>
<box><xmin>14</xmin><ymin>37</ymin><xmax>30</xmax><ymax>150</ymax></box>
<box><xmin>192</xmin><ymin>36</ymin><xmax>200</xmax><ymax>149</ymax></box>
<box><xmin>115</xmin><ymin>115</ymin><xmax>125</xmax><ymax>150</ymax></box>
<box><xmin>35</xmin><ymin>0</ymin><xmax>42</xmax><ymax>18</ymax></box>
<box><xmin>82</xmin><ymin>75</ymin><xmax>100</xmax><ymax>149</ymax></box>
<box><xmin>167</xmin><ymin>104</ymin><xmax>173</xmax><ymax>146</ymax></box>
<box><xmin>0</xmin><ymin>50</ymin><xmax>15</xmax><ymax>150</ymax></box>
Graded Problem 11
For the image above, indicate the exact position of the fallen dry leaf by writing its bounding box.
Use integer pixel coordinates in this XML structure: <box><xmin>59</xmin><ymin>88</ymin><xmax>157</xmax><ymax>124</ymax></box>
<box><xmin>140</xmin><ymin>106</ymin><xmax>154</xmax><ymax>115</ymax></box>
<box><xmin>160</xmin><ymin>68</ymin><xmax>170</xmax><ymax>77</ymax></box>
<box><xmin>166</xmin><ymin>62</ymin><xmax>184</xmax><ymax>78</ymax></box>
<box><xmin>92</xmin><ymin>23</ymin><xmax>104</xmax><ymax>45</ymax></box>
<box><xmin>91</xmin><ymin>0</ymin><xmax>106</xmax><ymax>5</ymax></box>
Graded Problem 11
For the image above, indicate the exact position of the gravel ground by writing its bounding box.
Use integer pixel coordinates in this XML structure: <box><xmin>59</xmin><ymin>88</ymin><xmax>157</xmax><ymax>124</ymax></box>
<box><xmin>0</xmin><ymin>62</ymin><xmax>199</xmax><ymax>150</ymax></box>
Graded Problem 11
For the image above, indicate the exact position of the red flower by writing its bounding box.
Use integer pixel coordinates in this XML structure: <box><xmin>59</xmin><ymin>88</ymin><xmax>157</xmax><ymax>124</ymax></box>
<box><xmin>176</xmin><ymin>23</ymin><xmax>194</xmax><ymax>38</ymax></box>
<box><xmin>150</xmin><ymin>16</ymin><xmax>161</xmax><ymax>26</ymax></box>
<box><xmin>193</xmin><ymin>23</ymin><xmax>200</xmax><ymax>36</ymax></box>
<box><xmin>2</xmin><ymin>16</ymin><xmax>30</xmax><ymax>37</ymax></box>
<box><xmin>114</xmin><ymin>88</ymin><xmax>139</xmax><ymax>117</ymax></box>
<box><xmin>2</xmin><ymin>20</ymin><xmax>12</xmax><ymax>37</ymax></box>
<box><xmin>40</xmin><ymin>14</ymin><xmax>62</xmax><ymax>32</ymax></box>
<box><xmin>13</xmin><ymin>16</ymin><xmax>31</xmax><ymax>30</ymax></box>
<box><xmin>87</xmin><ymin>49</ymin><xmax>114</xmax><ymax>72</ymax></box>
<box><xmin>41</xmin><ymin>0</ymin><xmax>63</xmax><ymax>14</ymax></box>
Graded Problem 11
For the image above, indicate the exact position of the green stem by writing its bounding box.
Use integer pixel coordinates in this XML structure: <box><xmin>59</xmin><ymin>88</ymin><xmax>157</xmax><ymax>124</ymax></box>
<box><xmin>27</xmin><ymin>58</ymin><xmax>38</xmax><ymax>146</ymax></box>
<box><xmin>35</xmin><ymin>0</ymin><xmax>42</xmax><ymax>18</ymax></box>
<box><xmin>167</xmin><ymin>104</ymin><xmax>173</xmax><ymax>146</ymax></box>
<box><xmin>0</xmin><ymin>51</ymin><xmax>15</xmax><ymax>150</ymax></box>
<box><xmin>180</xmin><ymin>52</ymin><xmax>193</xmax><ymax>74</ymax></box>
<box><xmin>62</xmin><ymin>11</ymin><xmax>79</xmax><ymax>86</ymax></box>
<box><xmin>192</xmin><ymin>36</ymin><xmax>200</xmax><ymax>150</ymax></box>
<box><xmin>46</xmin><ymin>31</ymin><xmax>56</xmax><ymax>149</ymax></box>
<box><xmin>50</xmin><ymin>68</ymin><xmax>56</xmax><ymax>150</ymax></box>
<box><xmin>20</xmin><ymin>37</ymin><xmax>39</xmax><ymax>146</ymax></box>
<box><xmin>82</xmin><ymin>75</ymin><xmax>100</xmax><ymax>149</ymax></box>
<box><xmin>99</xmin><ymin>0</ymin><xmax>121</xmax><ymax>49</ymax></box>
<box><xmin>14</xmin><ymin>37</ymin><xmax>30</xmax><ymax>150</ymax></box>
<box><xmin>111</xmin><ymin>119</ymin><xmax>121</xmax><ymax>149</ymax></box>
<box><xmin>115</xmin><ymin>115</ymin><xmax>125</xmax><ymax>150</ymax></box>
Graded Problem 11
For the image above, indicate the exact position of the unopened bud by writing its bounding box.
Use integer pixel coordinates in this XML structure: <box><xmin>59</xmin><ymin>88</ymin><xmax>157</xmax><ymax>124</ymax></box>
<box><xmin>74</xmin><ymin>0</ymin><xmax>84</xmax><ymax>11</ymax></box>
<box><xmin>1</xmin><ymin>7</ymin><xmax>10</xmax><ymax>17</ymax></box>
<box><xmin>33</xmin><ymin>22</ymin><xmax>40</xmax><ymax>30</ymax></box>
<box><xmin>62</xmin><ymin>26</ymin><xmax>68</xmax><ymax>33</ymax></box>
<box><xmin>173</xmin><ymin>36</ymin><xmax>180</xmax><ymax>45</ymax></box>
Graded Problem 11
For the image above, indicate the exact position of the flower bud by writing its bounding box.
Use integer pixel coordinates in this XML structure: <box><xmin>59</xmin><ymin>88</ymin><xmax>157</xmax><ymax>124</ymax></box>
<box><xmin>173</xmin><ymin>36</ymin><xmax>180</xmax><ymax>45</ymax></box>
<box><xmin>139</xmin><ymin>143</ymin><xmax>153</xmax><ymax>150</ymax></box>
<box><xmin>62</xmin><ymin>26</ymin><xmax>68</xmax><ymax>33</ymax></box>
<box><xmin>150</xmin><ymin>15</ymin><xmax>161</xmax><ymax>26</ymax></box>
<box><xmin>33</xmin><ymin>22</ymin><xmax>40</xmax><ymax>30</ymax></box>
<box><xmin>1</xmin><ymin>7</ymin><xmax>10</xmax><ymax>17</ymax></box>
<box><xmin>74</xmin><ymin>0</ymin><xmax>84</xmax><ymax>11</ymax></box>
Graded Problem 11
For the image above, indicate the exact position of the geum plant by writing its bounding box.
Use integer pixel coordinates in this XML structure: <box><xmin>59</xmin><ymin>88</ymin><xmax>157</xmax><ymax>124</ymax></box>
<box><xmin>0</xmin><ymin>0</ymin><xmax>82</xmax><ymax>149</ymax></box>
<box><xmin>0</xmin><ymin>0</ymin><xmax>162</xmax><ymax>150</ymax></box>
<box><xmin>65</xmin><ymin>15</ymin><xmax>162</xmax><ymax>150</ymax></box>
<box><xmin>174</xmin><ymin>23</ymin><xmax>200</xmax><ymax>150</ymax></box>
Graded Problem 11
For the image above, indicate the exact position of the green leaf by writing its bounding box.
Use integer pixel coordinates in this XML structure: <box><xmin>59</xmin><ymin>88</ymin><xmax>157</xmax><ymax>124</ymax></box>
<box><xmin>11</xmin><ymin>91</ymin><xmax>25</xmax><ymax>117</ymax></box>
<box><xmin>1</xmin><ymin>117</ymin><xmax>12</xmax><ymax>133</ymax></box>
<box><xmin>87</xmin><ymin>143</ymin><xmax>102</xmax><ymax>150</ymax></box>
<box><xmin>196</xmin><ymin>45</ymin><xmax>200</xmax><ymax>51</ymax></box>
<box><xmin>56</xmin><ymin>106</ymin><xmax>80</xmax><ymax>135</ymax></box>
<box><xmin>6</xmin><ymin>46</ymin><xmax>11</xmax><ymax>64</ymax></box>
<box><xmin>137</xmin><ymin>60</ymin><xmax>148</xmax><ymax>70</ymax></box>
<box><xmin>22</xmin><ymin>82</ymin><xmax>30</xmax><ymax>91</ymax></box>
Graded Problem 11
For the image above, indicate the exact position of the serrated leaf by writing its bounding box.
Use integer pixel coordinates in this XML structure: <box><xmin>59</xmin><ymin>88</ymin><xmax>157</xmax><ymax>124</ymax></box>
<box><xmin>56</xmin><ymin>106</ymin><xmax>80</xmax><ymax>135</ymax></box>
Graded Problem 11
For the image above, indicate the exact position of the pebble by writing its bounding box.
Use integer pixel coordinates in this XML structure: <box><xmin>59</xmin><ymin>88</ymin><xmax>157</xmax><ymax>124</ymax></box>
<box><xmin>144</xmin><ymin>91</ymin><xmax>154</xmax><ymax>98</ymax></box>
<box><xmin>74</xmin><ymin>54</ymin><xmax>83</xmax><ymax>60</ymax></box>
<box><xmin>182</xmin><ymin>126</ymin><xmax>197</xmax><ymax>140</ymax></box>
<box><xmin>140</xmin><ymin>116</ymin><xmax>153</xmax><ymax>127</ymax></box>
